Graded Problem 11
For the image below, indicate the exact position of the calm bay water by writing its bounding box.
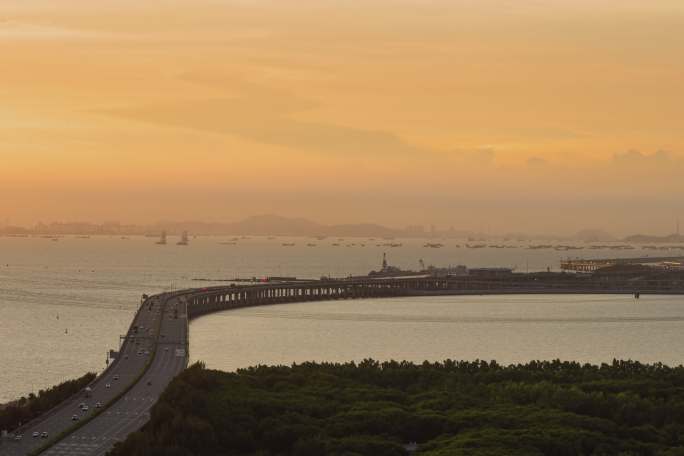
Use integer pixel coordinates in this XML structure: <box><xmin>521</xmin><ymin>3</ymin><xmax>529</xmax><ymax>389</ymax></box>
<box><xmin>190</xmin><ymin>295</ymin><xmax>684</xmax><ymax>374</ymax></box>
<box><xmin>1</xmin><ymin>235</ymin><xmax>682</xmax><ymax>403</ymax></box>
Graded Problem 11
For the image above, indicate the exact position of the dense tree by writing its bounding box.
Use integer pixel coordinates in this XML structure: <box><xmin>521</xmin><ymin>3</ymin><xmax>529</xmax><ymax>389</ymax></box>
<box><xmin>109</xmin><ymin>360</ymin><xmax>684</xmax><ymax>455</ymax></box>
<box><xmin>0</xmin><ymin>372</ymin><xmax>95</xmax><ymax>432</ymax></box>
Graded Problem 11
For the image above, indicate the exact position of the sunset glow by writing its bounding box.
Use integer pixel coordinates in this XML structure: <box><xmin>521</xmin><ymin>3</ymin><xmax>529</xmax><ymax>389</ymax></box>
<box><xmin>1</xmin><ymin>0</ymin><xmax>683</xmax><ymax>234</ymax></box>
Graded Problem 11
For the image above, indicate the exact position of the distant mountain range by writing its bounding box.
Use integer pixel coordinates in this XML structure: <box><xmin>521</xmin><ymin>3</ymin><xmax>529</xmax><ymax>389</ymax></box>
<box><xmin>0</xmin><ymin>215</ymin><xmax>421</xmax><ymax>238</ymax></box>
<box><xmin>1</xmin><ymin>215</ymin><xmax>680</xmax><ymax>242</ymax></box>
<box><xmin>156</xmin><ymin>215</ymin><xmax>419</xmax><ymax>238</ymax></box>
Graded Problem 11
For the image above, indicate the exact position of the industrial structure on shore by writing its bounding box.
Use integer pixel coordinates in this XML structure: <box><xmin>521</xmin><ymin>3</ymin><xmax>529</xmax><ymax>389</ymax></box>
<box><xmin>561</xmin><ymin>256</ymin><xmax>684</xmax><ymax>273</ymax></box>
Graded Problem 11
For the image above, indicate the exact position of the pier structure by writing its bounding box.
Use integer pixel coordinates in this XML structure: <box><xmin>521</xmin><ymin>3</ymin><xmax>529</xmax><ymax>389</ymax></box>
<box><xmin>560</xmin><ymin>255</ymin><xmax>684</xmax><ymax>273</ymax></box>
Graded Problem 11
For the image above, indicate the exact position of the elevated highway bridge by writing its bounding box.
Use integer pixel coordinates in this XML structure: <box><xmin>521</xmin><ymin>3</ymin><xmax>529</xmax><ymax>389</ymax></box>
<box><xmin>2</xmin><ymin>274</ymin><xmax>684</xmax><ymax>456</ymax></box>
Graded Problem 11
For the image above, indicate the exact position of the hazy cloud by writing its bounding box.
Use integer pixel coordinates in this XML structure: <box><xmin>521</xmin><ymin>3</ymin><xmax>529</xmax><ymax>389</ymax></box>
<box><xmin>103</xmin><ymin>97</ymin><xmax>430</xmax><ymax>157</ymax></box>
<box><xmin>527</xmin><ymin>156</ymin><xmax>547</xmax><ymax>166</ymax></box>
<box><xmin>451</xmin><ymin>148</ymin><xmax>497</xmax><ymax>165</ymax></box>
<box><xmin>0</xmin><ymin>20</ymin><xmax>101</xmax><ymax>40</ymax></box>
<box><xmin>613</xmin><ymin>150</ymin><xmax>672</xmax><ymax>164</ymax></box>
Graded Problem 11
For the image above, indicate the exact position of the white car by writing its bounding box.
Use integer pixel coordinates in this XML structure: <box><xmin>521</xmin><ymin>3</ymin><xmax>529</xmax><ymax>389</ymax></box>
<box><xmin>95</xmin><ymin>402</ymin><xmax>102</xmax><ymax>408</ymax></box>
<box><xmin>113</xmin><ymin>375</ymin><xmax>119</xmax><ymax>380</ymax></box>
<box><xmin>14</xmin><ymin>434</ymin><xmax>23</xmax><ymax>441</ymax></box>
<box><xmin>32</xmin><ymin>431</ymin><xmax>39</xmax><ymax>438</ymax></box>
<box><xmin>105</xmin><ymin>383</ymin><xmax>111</xmax><ymax>389</ymax></box>
<box><xmin>41</xmin><ymin>432</ymin><xmax>48</xmax><ymax>439</ymax></box>
<box><xmin>82</xmin><ymin>405</ymin><xmax>89</xmax><ymax>412</ymax></box>
<box><xmin>71</xmin><ymin>414</ymin><xmax>79</xmax><ymax>421</ymax></box>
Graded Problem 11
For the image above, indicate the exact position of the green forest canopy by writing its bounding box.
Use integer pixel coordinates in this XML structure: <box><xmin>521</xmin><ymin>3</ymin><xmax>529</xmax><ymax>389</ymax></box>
<box><xmin>0</xmin><ymin>372</ymin><xmax>95</xmax><ymax>433</ymax></box>
<box><xmin>110</xmin><ymin>359</ymin><xmax>684</xmax><ymax>456</ymax></box>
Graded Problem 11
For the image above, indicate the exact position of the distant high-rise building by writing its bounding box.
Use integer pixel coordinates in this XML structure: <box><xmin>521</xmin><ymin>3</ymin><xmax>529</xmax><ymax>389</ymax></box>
<box><xmin>405</xmin><ymin>225</ymin><xmax>425</xmax><ymax>236</ymax></box>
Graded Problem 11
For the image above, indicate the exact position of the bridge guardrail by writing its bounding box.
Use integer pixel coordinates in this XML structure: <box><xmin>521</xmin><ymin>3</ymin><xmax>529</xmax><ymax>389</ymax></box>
<box><xmin>8</xmin><ymin>295</ymin><xmax>155</xmax><ymax>444</ymax></box>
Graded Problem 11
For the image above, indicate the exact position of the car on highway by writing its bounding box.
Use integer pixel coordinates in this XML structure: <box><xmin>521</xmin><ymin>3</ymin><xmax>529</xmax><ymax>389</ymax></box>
<box><xmin>114</xmin><ymin>374</ymin><xmax>119</xmax><ymax>380</ymax></box>
<box><xmin>14</xmin><ymin>434</ymin><xmax>23</xmax><ymax>441</ymax></box>
<box><xmin>147</xmin><ymin>380</ymin><xmax>152</xmax><ymax>386</ymax></box>
<box><xmin>105</xmin><ymin>383</ymin><xmax>111</xmax><ymax>388</ymax></box>
<box><xmin>32</xmin><ymin>431</ymin><xmax>39</xmax><ymax>438</ymax></box>
<box><xmin>71</xmin><ymin>414</ymin><xmax>79</xmax><ymax>421</ymax></box>
<box><xmin>82</xmin><ymin>405</ymin><xmax>89</xmax><ymax>412</ymax></box>
<box><xmin>40</xmin><ymin>432</ymin><xmax>48</xmax><ymax>439</ymax></box>
<box><xmin>95</xmin><ymin>402</ymin><xmax>102</xmax><ymax>408</ymax></box>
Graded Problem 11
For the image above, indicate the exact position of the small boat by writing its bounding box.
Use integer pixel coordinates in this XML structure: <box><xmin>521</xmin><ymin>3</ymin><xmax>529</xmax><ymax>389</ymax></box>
<box><xmin>177</xmin><ymin>231</ymin><xmax>189</xmax><ymax>246</ymax></box>
<box><xmin>423</xmin><ymin>243</ymin><xmax>444</xmax><ymax>248</ymax></box>
<box><xmin>156</xmin><ymin>231</ymin><xmax>167</xmax><ymax>245</ymax></box>
<box><xmin>282</xmin><ymin>243</ymin><xmax>296</xmax><ymax>247</ymax></box>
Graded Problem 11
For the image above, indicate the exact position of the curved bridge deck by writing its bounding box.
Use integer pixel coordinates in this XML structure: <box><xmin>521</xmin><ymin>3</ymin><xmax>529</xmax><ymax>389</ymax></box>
<box><xmin>3</xmin><ymin>274</ymin><xmax>683</xmax><ymax>456</ymax></box>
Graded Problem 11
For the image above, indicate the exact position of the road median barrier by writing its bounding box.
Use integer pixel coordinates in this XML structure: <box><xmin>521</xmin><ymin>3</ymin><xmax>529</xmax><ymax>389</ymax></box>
<box><xmin>28</xmin><ymin>296</ymin><xmax>169</xmax><ymax>456</ymax></box>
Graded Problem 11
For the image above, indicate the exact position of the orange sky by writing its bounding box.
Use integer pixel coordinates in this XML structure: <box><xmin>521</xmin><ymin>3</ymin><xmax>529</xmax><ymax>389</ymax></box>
<box><xmin>1</xmin><ymin>0</ymin><xmax>683</xmax><ymax>235</ymax></box>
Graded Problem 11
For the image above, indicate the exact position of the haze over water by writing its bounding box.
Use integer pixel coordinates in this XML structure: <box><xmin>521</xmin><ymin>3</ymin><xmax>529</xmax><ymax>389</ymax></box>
<box><xmin>2</xmin><ymin>236</ymin><xmax>684</xmax><ymax>403</ymax></box>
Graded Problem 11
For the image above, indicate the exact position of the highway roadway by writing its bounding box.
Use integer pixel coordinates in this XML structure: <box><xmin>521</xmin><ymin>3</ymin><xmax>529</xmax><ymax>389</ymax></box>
<box><xmin>39</xmin><ymin>297</ymin><xmax>188</xmax><ymax>456</ymax></box>
<box><xmin>0</xmin><ymin>295</ymin><xmax>171</xmax><ymax>456</ymax></box>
